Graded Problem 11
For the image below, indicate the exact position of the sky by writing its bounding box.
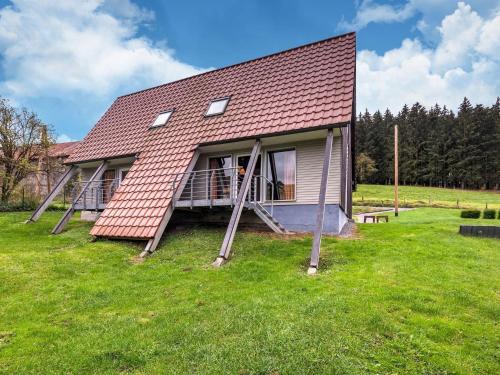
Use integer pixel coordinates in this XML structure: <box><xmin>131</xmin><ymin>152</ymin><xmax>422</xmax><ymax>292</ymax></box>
<box><xmin>0</xmin><ymin>0</ymin><xmax>499</xmax><ymax>142</ymax></box>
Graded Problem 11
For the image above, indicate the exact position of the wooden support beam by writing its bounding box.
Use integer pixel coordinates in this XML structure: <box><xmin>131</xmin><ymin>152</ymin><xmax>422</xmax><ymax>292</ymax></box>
<box><xmin>394</xmin><ymin>124</ymin><xmax>399</xmax><ymax>217</ymax></box>
<box><xmin>26</xmin><ymin>165</ymin><xmax>78</xmax><ymax>223</ymax></box>
<box><xmin>214</xmin><ymin>139</ymin><xmax>261</xmax><ymax>267</ymax></box>
<box><xmin>52</xmin><ymin>161</ymin><xmax>108</xmax><ymax>234</ymax></box>
<box><xmin>308</xmin><ymin>129</ymin><xmax>334</xmax><ymax>275</ymax></box>
<box><xmin>140</xmin><ymin>150</ymin><xmax>200</xmax><ymax>258</ymax></box>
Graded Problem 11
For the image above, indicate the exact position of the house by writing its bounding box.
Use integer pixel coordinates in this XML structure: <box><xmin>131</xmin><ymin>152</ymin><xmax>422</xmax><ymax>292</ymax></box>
<box><xmin>29</xmin><ymin>32</ymin><xmax>356</xmax><ymax>272</ymax></box>
<box><xmin>22</xmin><ymin>141</ymin><xmax>79</xmax><ymax>198</ymax></box>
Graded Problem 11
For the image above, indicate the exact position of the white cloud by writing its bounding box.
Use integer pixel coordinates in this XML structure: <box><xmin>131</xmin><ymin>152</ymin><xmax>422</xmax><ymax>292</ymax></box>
<box><xmin>339</xmin><ymin>0</ymin><xmax>416</xmax><ymax>30</ymax></box>
<box><xmin>56</xmin><ymin>133</ymin><xmax>77</xmax><ymax>143</ymax></box>
<box><xmin>0</xmin><ymin>0</ymin><xmax>206</xmax><ymax>98</ymax></box>
<box><xmin>357</xmin><ymin>2</ymin><xmax>500</xmax><ymax>113</ymax></box>
<box><xmin>339</xmin><ymin>0</ymin><xmax>496</xmax><ymax>39</ymax></box>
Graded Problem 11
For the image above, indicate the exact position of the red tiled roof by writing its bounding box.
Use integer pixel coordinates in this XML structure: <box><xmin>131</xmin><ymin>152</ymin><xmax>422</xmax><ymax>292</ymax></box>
<box><xmin>67</xmin><ymin>32</ymin><xmax>356</xmax><ymax>239</ymax></box>
<box><xmin>48</xmin><ymin>141</ymin><xmax>79</xmax><ymax>158</ymax></box>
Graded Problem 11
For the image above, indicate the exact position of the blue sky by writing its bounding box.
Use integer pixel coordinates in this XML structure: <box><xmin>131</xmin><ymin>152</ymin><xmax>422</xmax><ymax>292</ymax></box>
<box><xmin>0</xmin><ymin>0</ymin><xmax>499</xmax><ymax>142</ymax></box>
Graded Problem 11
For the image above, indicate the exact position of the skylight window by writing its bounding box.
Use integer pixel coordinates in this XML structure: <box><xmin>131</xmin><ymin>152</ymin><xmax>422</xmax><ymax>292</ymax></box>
<box><xmin>150</xmin><ymin>110</ymin><xmax>173</xmax><ymax>128</ymax></box>
<box><xmin>205</xmin><ymin>97</ymin><xmax>229</xmax><ymax>116</ymax></box>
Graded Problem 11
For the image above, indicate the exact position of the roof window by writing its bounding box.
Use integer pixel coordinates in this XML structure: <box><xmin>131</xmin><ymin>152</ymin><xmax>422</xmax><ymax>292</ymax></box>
<box><xmin>205</xmin><ymin>97</ymin><xmax>229</xmax><ymax>116</ymax></box>
<box><xmin>150</xmin><ymin>110</ymin><xmax>173</xmax><ymax>128</ymax></box>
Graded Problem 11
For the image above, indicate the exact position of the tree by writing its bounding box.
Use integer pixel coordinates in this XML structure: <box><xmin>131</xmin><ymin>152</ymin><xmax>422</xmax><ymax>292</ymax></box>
<box><xmin>355</xmin><ymin>153</ymin><xmax>377</xmax><ymax>183</ymax></box>
<box><xmin>354</xmin><ymin>98</ymin><xmax>499</xmax><ymax>190</ymax></box>
<box><xmin>0</xmin><ymin>97</ymin><xmax>53</xmax><ymax>204</ymax></box>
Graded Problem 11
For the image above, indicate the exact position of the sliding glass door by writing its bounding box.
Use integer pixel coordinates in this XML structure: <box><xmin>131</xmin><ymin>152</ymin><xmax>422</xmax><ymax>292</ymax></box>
<box><xmin>208</xmin><ymin>156</ymin><xmax>232</xmax><ymax>199</ymax></box>
<box><xmin>266</xmin><ymin>149</ymin><xmax>296</xmax><ymax>201</ymax></box>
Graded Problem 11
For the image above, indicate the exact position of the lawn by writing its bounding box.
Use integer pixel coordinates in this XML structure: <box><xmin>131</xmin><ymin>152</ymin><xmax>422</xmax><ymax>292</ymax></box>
<box><xmin>0</xmin><ymin>210</ymin><xmax>499</xmax><ymax>374</ymax></box>
<box><xmin>354</xmin><ymin>184</ymin><xmax>500</xmax><ymax>210</ymax></box>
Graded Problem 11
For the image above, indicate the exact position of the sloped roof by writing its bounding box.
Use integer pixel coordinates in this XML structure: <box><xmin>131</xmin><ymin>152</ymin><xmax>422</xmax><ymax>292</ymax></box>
<box><xmin>48</xmin><ymin>141</ymin><xmax>79</xmax><ymax>158</ymax></box>
<box><xmin>67</xmin><ymin>32</ymin><xmax>356</xmax><ymax>239</ymax></box>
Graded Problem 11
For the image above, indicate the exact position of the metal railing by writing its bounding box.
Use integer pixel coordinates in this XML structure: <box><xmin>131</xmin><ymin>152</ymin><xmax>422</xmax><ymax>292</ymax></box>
<box><xmin>250</xmin><ymin>175</ymin><xmax>274</xmax><ymax>216</ymax></box>
<box><xmin>71</xmin><ymin>178</ymin><xmax>120</xmax><ymax>210</ymax></box>
<box><xmin>172</xmin><ymin>167</ymin><xmax>275</xmax><ymax>215</ymax></box>
<box><xmin>172</xmin><ymin>167</ymin><xmax>238</xmax><ymax>208</ymax></box>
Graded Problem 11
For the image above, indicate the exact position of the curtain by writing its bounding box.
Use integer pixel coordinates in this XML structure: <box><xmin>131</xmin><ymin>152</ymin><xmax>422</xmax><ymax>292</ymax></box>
<box><xmin>209</xmin><ymin>158</ymin><xmax>219</xmax><ymax>199</ymax></box>
<box><xmin>282</xmin><ymin>151</ymin><xmax>296</xmax><ymax>200</ymax></box>
<box><xmin>268</xmin><ymin>150</ymin><xmax>295</xmax><ymax>200</ymax></box>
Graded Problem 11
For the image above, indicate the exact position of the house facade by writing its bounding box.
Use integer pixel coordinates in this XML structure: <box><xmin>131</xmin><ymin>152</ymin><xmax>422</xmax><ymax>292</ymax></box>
<box><xmin>29</xmin><ymin>32</ymin><xmax>356</xmax><ymax>271</ymax></box>
<box><xmin>23</xmin><ymin>141</ymin><xmax>79</xmax><ymax>198</ymax></box>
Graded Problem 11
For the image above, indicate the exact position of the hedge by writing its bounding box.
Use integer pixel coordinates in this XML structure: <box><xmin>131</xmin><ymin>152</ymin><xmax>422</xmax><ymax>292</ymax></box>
<box><xmin>483</xmin><ymin>209</ymin><xmax>496</xmax><ymax>219</ymax></box>
<box><xmin>460</xmin><ymin>210</ymin><xmax>481</xmax><ymax>219</ymax></box>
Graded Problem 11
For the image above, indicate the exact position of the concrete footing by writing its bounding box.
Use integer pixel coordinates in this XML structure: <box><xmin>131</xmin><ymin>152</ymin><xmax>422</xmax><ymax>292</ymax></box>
<box><xmin>307</xmin><ymin>266</ymin><xmax>318</xmax><ymax>275</ymax></box>
<box><xmin>81</xmin><ymin>210</ymin><xmax>101</xmax><ymax>222</ymax></box>
<box><xmin>212</xmin><ymin>257</ymin><xmax>225</xmax><ymax>267</ymax></box>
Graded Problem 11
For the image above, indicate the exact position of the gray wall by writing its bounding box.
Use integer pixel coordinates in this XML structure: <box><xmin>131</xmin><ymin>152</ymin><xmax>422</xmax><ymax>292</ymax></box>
<box><xmin>263</xmin><ymin>203</ymin><xmax>347</xmax><ymax>234</ymax></box>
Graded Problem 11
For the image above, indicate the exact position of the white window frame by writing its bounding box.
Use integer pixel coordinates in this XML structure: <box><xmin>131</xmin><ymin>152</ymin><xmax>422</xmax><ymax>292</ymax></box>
<box><xmin>205</xmin><ymin>97</ymin><xmax>230</xmax><ymax>117</ymax></box>
<box><xmin>264</xmin><ymin>147</ymin><xmax>297</xmax><ymax>203</ymax></box>
<box><xmin>119</xmin><ymin>168</ymin><xmax>130</xmax><ymax>184</ymax></box>
<box><xmin>150</xmin><ymin>109</ymin><xmax>174</xmax><ymax>128</ymax></box>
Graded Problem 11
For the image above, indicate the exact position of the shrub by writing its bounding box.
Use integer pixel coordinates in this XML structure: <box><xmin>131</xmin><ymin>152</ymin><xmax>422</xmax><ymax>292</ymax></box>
<box><xmin>460</xmin><ymin>210</ymin><xmax>481</xmax><ymax>219</ymax></box>
<box><xmin>483</xmin><ymin>209</ymin><xmax>496</xmax><ymax>219</ymax></box>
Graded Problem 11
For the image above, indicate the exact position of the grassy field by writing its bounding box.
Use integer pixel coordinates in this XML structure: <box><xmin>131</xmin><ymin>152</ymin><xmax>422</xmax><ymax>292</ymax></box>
<box><xmin>0</xmin><ymin>210</ymin><xmax>499</xmax><ymax>374</ymax></box>
<box><xmin>354</xmin><ymin>184</ymin><xmax>500</xmax><ymax>210</ymax></box>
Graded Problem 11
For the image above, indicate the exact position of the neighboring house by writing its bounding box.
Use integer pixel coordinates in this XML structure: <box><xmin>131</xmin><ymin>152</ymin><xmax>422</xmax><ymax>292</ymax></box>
<box><xmin>29</xmin><ymin>32</ymin><xmax>356</xmax><ymax>271</ymax></box>
<box><xmin>22</xmin><ymin>142</ymin><xmax>79</xmax><ymax>198</ymax></box>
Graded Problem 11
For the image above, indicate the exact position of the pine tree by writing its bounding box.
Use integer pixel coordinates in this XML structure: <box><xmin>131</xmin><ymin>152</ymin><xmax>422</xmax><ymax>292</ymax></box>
<box><xmin>354</xmin><ymin>98</ymin><xmax>499</xmax><ymax>190</ymax></box>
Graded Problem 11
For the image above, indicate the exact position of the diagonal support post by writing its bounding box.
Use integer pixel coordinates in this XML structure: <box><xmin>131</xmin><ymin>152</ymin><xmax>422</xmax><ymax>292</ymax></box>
<box><xmin>308</xmin><ymin>129</ymin><xmax>334</xmax><ymax>275</ymax></box>
<box><xmin>213</xmin><ymin>139</ymin><xmax>261</xmax><ymax>267</ymax></box>
<box><xmin>26</xmin><ymin>165</ymin><xmax>79</xmax><ymax>223</ymax></box>
<box><xmin>52</xmin><ymin>161</ymin><xmax>108</xmax><ymax>234</ymax></box>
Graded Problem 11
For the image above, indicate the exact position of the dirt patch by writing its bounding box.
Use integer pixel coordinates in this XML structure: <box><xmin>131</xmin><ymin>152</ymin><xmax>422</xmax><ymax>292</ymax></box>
<box><xmin>128</xmin><ymin>256</ymin><xmax>145</xmax><ymax>265</ymax></box>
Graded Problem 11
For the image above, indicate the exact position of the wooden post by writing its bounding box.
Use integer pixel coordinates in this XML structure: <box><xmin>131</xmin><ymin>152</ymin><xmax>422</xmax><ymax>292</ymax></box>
<box><xmin>214</xmin><ymin>140</ymin><xmax>261</xmax><ymax>266</ymax></box>
<box><xmin>308</xmin><ymin>129</ymin><xmax>334</xmax><ymax>274</ymax></box>
<box><xmin>394</xmin><ymin>124</ymin><xmax>399</xmax><ymax>217</ymax></box>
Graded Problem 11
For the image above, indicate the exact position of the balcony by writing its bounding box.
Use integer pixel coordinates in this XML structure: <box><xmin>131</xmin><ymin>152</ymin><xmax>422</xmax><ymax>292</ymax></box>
<box><xmin>172</xmin><ymin>167</ymin><xmax>275</xmax><ymax>214</ymax></box>
<box><xmin>72</xmin><ymin>178</ymin><xmax>120</xmax><ymax>210</ymax></box>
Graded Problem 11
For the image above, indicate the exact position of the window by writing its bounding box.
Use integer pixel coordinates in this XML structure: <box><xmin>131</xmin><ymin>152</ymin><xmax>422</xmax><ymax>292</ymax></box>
<box><xmin>205</xmin><ymin>97</ymin><xmax>229</xmax><ymax>116</ymax></box>
<box><xmin>119</xmin><ymin>168</ymin><xmax>129</xmax><ymax>182</ymax></box>
<box><xmin>266</xmin><ymin>149</ymin><xmax>296</xmax><ymax>201</ymax></box>
<box><xmin>102</xmin><ymin>169</ymin><xmax>116</xmax><ymax>204</ymax></box>
<box><xmin>150</xmin><ymin>110</ymin><xmax>173</xmax><ymax>128</ymax></box>
<box><xmin>209</xmin><ymin>156</ymin><xmax>232</xmax><ymax>199</ymax></box>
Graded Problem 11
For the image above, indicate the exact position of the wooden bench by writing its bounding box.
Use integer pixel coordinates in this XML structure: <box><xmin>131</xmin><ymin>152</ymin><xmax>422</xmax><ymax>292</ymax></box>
<box><xmin>363</xmin><ymin>215</ymin><xmax>389</xmax><ymax>223</ymax></box>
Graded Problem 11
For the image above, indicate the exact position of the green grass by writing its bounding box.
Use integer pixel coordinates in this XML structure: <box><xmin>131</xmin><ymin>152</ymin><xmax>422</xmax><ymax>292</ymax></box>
<box><xmin>0</xmin><ymin>210</ymin><xmax>499</xmax><ymax>374</ymax></box>
<box><xmin>354</xmin><ymin>184</ymin><xmax>500</xmax><ymax>210</ymax></box>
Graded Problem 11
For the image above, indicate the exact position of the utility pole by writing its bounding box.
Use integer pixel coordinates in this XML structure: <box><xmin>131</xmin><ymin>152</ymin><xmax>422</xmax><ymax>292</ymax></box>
<box><xmin>394</xmin><ymin>124</ymin><xmax>399</xmax><ymax>217</ymax></box>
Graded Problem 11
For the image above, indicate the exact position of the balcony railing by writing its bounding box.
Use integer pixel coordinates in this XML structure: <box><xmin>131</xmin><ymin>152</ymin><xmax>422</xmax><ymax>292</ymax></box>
<box><xmin>70</xmin><ymin>168</ymin><xmax>276</xmax><ymax>217</ymax></box>
<box><xmin>172</xmin><ymin>167</ymin><xmax>274</xmax><ymax>215</ymax></box>
<box><xmin>72</xmin><ymin>178</ymin><xmax>120</xmax><ymax>210</ymax></box>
